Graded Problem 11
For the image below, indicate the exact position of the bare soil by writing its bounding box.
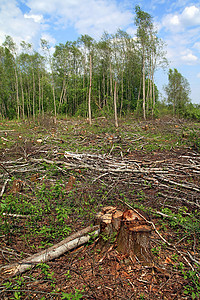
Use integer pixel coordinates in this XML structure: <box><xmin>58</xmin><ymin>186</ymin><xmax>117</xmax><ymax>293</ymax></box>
<box><xmin>0</xmin><ymin>117</ymin><xmax>199</xmax><ymax>299</ymax></box>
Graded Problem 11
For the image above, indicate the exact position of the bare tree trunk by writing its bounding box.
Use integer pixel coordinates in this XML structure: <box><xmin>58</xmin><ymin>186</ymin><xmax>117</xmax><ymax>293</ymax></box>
<box><xmin>32</xmin><ymin>69</ymin><xmax>35</xmax><ymax>120</ymax></box>
<box><xmin>102</xmin><ymin>73</ymin><xmax>105</xmax><ymax>107</ymax></box>
<box><xmin>58</xmin><ymin>77</ymin><xmax>66</xmax><ymax>113</ymax></box>
<box><xmin>52</xmin><ymin>77</ymin><xmax>56</xmax><ymax>122</ymax></box>
<box><xmin>142</xmin><ymin>48</ymin><xmax>146</xmax><ymax>120</ymax></box>
<box><xmin>151</xmin><ymin>53</ymin><xmax>155</xmax><ymax>117</ymax></box>
<box><xmin>19</xmin><ymin>72</ymin><xmax>25</xmax><ymax>119</ymax></box>
<box><xmin>26</xmin><ymin>74</ymin><xmax>31</xmax><ymax>118</ymax></box>
<box><xmin>110</xmin><ymin>62</ymin><xmax>113</xmax><ymax>98</ymax></box>
<box><xmin>88</xmin><ymin>54</ymin><xmax>92</xmax><ymax>125</ymax></box>
<box><xmin>146</xmin><ymin>72</ymin><xmax>150</xmax><ymax>115</ymax></box>
<box><xmin>114</xmin><ymin>81</ymin><xmax>118</xmax><ymax>128</ymax></box>
<box><xmin>41</xmin><ymin>74</ymin><xmax>44</xmax><ymax>117</ymax></box>
<box><xmin>120</xmin><ymin>70</ymin><xmax>123</xmax><ymax>118</ymax></box>
<box><xmin>137</xmin><ymin>75</ymin><xmax>142</xmax><ymax>113</ymax></box>
<box><xmin>38</xmin><ymin>72</ymin><xmax>41</xmax><ymax>116</ymax></box>
<box><xmin>14</xmin><ymin>67</ymin><xmax>20</xmax><ymax>119</ymax></box>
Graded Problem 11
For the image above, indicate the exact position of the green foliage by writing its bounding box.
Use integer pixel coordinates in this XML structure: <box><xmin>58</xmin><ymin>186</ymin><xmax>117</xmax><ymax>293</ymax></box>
<box><xmin>37</xmin><ymin>263</ymin><xmax>55</xmax><ymax>281</ymax></box>
<box><xmin>100</xmin><ymin>231</ymin><xmax>117</xmax><ymax>243</ymax></box>
<box><xmin>151</xmin><ymin>246</ymin><xmax>161</xmax><ymax>257</ymax></box>
<box><xmin>184</xmin><ymin>103</ymin><xmax>200</xmax><ymax>120</ymax></box>
<box><xmin>160</xmin><ymin>207</ymin><xmax>200</xmax><ymax>237</ymax></box>
<box><xmin>182</xmin><ymin>267</ymin><xmax>200</xmax><ymax>299</ymax></box>
<box><xmin>61</xmin><ymin>289</ymin><xmax>84</xmax><ymax>300</ymax></box>
<box><xmin>164</xmin><ymin>68</ymin><xmax>191</xmax><ymax>116</ymax></box>
<box><xmin>179</xmin><ymin>125</ymin><xmax>200</xmax><ymax>151</ymax></box>
<box><xmin>0</xmin><ymin>18</ymin><xmax>165</xmax><ymax>120</ymax></box>
<box><xmin>187</xmin><ymin>129</ymin><xmax>200</xmax><ymax>151</ymax></box>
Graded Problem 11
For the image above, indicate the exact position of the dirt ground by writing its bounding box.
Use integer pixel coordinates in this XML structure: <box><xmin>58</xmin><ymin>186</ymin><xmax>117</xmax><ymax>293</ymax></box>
<box><xmin>0</xmin><ymin>117</ymin><xmax>199</xmax><ymax>299</ymax></box>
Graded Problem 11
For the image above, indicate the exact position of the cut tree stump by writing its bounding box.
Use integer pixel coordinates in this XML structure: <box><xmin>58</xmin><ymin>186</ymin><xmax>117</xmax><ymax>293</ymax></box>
<box><xmin>117</xmin><ymin>209</ymin><xmax>152</xmax><ymax>264</ymax></box>
<box><xmin>96</xmin><ymin>207</ymin><xmax>152</xmax><ymax>265</ymax></box>
<box><xmin>96</xmin><ymin>206</ymin><xmax>123</xmax><ymax>240</ymax></box>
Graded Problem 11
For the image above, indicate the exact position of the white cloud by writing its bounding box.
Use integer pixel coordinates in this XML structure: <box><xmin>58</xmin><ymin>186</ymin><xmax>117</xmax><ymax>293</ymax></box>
<box><xmin>0</xmin><ymin>0</ymin><xmax>44</xmax><ymax>47</ymax></box>
<box><xmin>24</xmin><ymin>13</ymin><xmax>44</xmax><ymax>23</ymax></box>
<box><xmin>181</xmin><ymin>6</ymin><xmax>200</xmax><ymax>26</ymax></box>
<box><xmin>0</xmin><ymin>0</ymin><xmax>134</xmax><ymax>48</ymax></box>
<box><xmin>26</xmin><ymin>0</ymin><xmax>134</xmax><ymax>38</ymax></box>
<box><xmin>197</xmin><ymin>73</ymin><xmax>200</xmax><ymax>78</ymax></box>
<box><xmin>193</xmin><ymin>42</ymin><xmax>200</xmax><ymax>51</ymax></box>
<box><xmin>162</xmin><ymin>36</ymin><xmax>199</xmax><ymax>67</ymax></box>
<box><xmin>162</xmin><ymin>14</ymin><xmax>181</xmax><ymax>32</ymax></box>
<box><xmin>162</xmin><ymin>5</ymin><xmax>200</xmax><ymax>32</ymax></box>
<box><xmin>41</xmin><ymin>33</ymin><xmax>56</xmax><ymax>44</ymax></box>
<box><xmin>181</xmin><ymin>50</ymin><xmax>198</xmax><ymax>64</ymax></box>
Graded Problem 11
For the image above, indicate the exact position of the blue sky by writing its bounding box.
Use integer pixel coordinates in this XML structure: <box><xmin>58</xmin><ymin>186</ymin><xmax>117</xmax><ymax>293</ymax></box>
<box><xmin>0</xmin><ymin>0</ymin><xmax>200</xmax><ymax>104</ymax></box>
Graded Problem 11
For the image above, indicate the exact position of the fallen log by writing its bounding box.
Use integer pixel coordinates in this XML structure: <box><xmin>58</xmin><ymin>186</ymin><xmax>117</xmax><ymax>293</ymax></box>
<box><xmin>0</xmin><ymin>225</ymin><xmax>100</xmax><ymax>278</ymax></box>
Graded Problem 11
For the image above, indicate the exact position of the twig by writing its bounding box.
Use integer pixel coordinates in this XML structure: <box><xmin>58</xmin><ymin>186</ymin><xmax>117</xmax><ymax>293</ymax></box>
<box><xmin>92</xmin><ymin>172</ymin><xmax>109</xmax><ymax>183</ymax></box>
<box><xmin>2</xmin><ymin>213</ymin><xmax>32</xmax><ymax>218</ymax></box>
<box><xmin>0</xmin><ymin>179</ymin><xmax>10</xmax><ymax>197</ymax></box>
<box><xmin>187</xmin><ymin>251</ymin><xmax>200</xmax><ymax>266</ymax></box>
<box><xmin>0</xmin><ymin>163</ymin><xmax>12</xmax><ymax>177</ymax></box>
<box><xmin>156</xmin><ymin>174</ymin><xmax>200</xmax><ymax>192</ymax></box>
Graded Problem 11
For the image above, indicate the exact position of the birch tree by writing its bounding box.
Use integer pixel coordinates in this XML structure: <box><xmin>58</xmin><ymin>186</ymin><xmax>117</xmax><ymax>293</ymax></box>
<box><xmin>135</xmin><ymin>6</ymin><xmax>153</xmax><ymax>119</ymax></box>
<box><xmin>41</xmin><ymin>39</ymin><xmax>57</xmax><ymax>121</ymax></box>
<box><xmin>3</xmin><ymin>36</ymin><xmax>20</xmax><ymax>119</ymax></box>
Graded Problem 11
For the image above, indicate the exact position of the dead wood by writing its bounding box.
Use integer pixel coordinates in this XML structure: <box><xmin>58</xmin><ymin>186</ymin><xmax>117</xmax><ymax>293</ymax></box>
<box><xmin>116</xmin><ymin>210</ymin><xmax>152</xmax><ymax>264</ymax></box>
<box><xmin>2</xmin><ymin>213</ymin><xmax>31</xmax><ymax>218</ymax></box>
<box><xmin>0</xmin><ymin>179</ymin><xmax>9</xmax><ymax>197</ymax></box>
<box><xmin>96</xmin><ymin>207</ymin><xmax>152</xmax><ymax>265</ymax></box>
<box><xmin>0</xmin><ymin>225</ymin><xmax>100</xmax><ymax>278</ymax></box>
<box><xmin>118</xmin><ymin>199</ymin><xmax>196</xmax><ymax>272</ymax></box>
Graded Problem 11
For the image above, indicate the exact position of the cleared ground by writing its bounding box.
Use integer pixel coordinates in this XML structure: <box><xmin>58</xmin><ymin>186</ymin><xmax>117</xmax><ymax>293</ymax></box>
<box><xmin>0</xmin><ymin>116</ymin><xmax>199</xmax><ymax>299</ymax></box>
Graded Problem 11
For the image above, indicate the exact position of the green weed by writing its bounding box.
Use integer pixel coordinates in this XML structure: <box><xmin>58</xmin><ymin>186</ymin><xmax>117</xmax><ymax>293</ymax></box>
<box><xmin>61</xmin><ymin>289</ymin><xmax>84</xmax><ymax>300</ymax></box>
<box><xmin>182</xmin><ymin>267</ymin><xmax>200</xmax><ymax>299</ymax></box>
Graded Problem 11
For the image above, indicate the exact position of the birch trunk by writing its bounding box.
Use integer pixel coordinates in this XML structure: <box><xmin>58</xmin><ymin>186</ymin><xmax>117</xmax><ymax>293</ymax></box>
<box><xmin>0</xmin><ymin>225</ymin><xmax>99</xmax><ymax>278</ymax></box>
<box><xmin>114</xmin><ymin>81</ymin><xmax>118</xmax><ymax>128</ymax></box>
<box><xmin>142</xmin><ymin>48</ymin><xmax>146</xmax><ymax>120</ymax></box>
<box><xmin>88</xmin><ymin>54</ymin><xmax>92</xmax><ymax>125</ymax></box>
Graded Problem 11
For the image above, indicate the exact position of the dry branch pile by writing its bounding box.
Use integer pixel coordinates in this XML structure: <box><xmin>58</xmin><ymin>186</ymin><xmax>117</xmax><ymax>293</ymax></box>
<box><xmin>1</xmin><ymin>147</ymin><xmax>200</xmax><ymax>202</ymax></box>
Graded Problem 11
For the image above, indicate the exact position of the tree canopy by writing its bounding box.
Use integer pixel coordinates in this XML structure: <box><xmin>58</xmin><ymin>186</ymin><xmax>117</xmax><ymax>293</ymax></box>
<box><xmin>0</xmin><ymin>8</ymin><xmax>170</xmax><ymax>120</ymax></box>
<box><xmin>164</xmin><ymin>68</ymin><xmax>191</xmax><ymax>116</ymax></box>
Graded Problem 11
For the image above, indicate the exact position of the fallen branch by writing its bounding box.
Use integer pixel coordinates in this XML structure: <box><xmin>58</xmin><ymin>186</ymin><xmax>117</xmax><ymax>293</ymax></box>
<box><xmin>2</xmin><ymin>213</ymin><xmax>32</xmax><ymax>218</ymax></box>
<box><xmin>156</xmin><ymin>174</ymin><xmax>200</xmax><ymax>192</ymax></box>
<box><xmin>30</xmin><ymin>156</ymin><xmax>168</xmax><ymax>174</ymax></box>
<box><xmin>0</xmin><ymin>178</ymin><xmax>10</xmax><ymax>197</ymax></box>
<box><xmin>0</xmin><ymin>225</ymin><xmax>100</xmax><ymax>278</ymax></box>
<box><xmin>0</xmin><ymin>163</ymin><xmax>12</xmax><ymax>177</ymax></box>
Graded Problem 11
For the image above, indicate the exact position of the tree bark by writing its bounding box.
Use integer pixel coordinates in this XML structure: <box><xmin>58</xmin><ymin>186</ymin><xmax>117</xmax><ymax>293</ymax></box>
<box><xmin>0</xmin><ymin>225</ymin><xmax>99</xmax><ymax>278</ymax></box>
<box><xmin>14</xmin><ymin>67</ymin><xmax>20</xmax><ymax>119</ymax></box>
<box><xmin>96</xmin><ymin>207</ymin><xmax>152</xmax><ymax>265</ymax></box>
<box><xmin>117</xmin><ymin>209</ymin><xmax>152</xmax><ymax>264</ymax></box>
<box><xmin>114</xmin><ymin>81</ymin><xmax>118</xmax><ymax>128</ymax></box>
<box><xmin>142</xmin><ymin>48</ymin><xmax>146</xmax><ymax>120</ymax></box>
<box><xmin>88</xmin><ymin>54</ymin><xmax>92</xmax><ymax>125</ymax></box>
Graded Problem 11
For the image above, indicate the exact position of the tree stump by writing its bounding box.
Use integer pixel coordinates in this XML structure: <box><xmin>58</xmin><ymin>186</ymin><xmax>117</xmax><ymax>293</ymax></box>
<box><xmin>96</xmin><ymin>207</ymin><xmax>152</xmax><ymax>265</ymax></box>
<box><xmin>116</xmin><ymin>209</ymin><xmax>152</xmax><ymax>264</ymax></box>
<box><xmin>96</xmin><ymin>206</ymin><xmax>123</xmax><ymax>243</ymax></box>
